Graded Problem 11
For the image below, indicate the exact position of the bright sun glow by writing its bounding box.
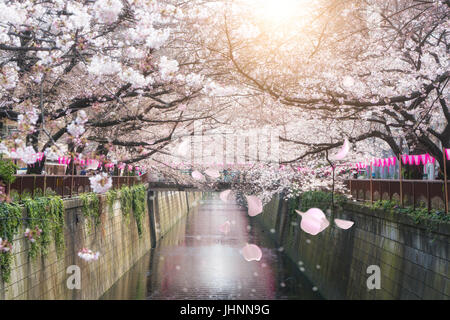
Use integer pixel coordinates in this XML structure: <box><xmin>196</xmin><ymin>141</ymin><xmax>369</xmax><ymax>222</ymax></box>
<box><xmin>256</xmin><ymin>0</ymin><xmax>306</xmax><ymax>22</ymax></box>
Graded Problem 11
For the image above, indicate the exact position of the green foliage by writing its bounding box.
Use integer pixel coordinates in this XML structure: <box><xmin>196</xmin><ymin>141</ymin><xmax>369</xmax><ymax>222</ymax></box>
<box><xmin>131</xmin><ymin>184</ymin><xmax>146</xmax><ymax>236</ymax></box>
<box><xmin>9</xmin><ymin>190</ymin><xmax>20</xmax><ymax>203</ymax></box>
<box><xmin>24</xmin><ymin>197</ymin><xmax>53</xmax><ymax>259</ymax></box>
<box><xmin>33</xmin><ymin>188</ymin><xmax>44</xmax><ymax>198</ymax></box>
<box><xmin>106</xmin><ymin>189</ymin><xmax>118</xmax><ymax>214</ymax></box>
<box><xmin>366</xmin><ymin>199</ymin><xmax>399</xmax><ymax>213</ymax></box>
<box><xmin>120</xmin><ymin>186</ymin><xmax>133</xmax><ymax>223</ymax></box>
<box><xmin>48</xmin><ymin>196</ymin><xmax>65</xmax><ymax>256</ymax></box>
<box><xmin>287</xmin><ymin>196</ymin><xmax>300</xmax><ymax>216</ymax></box>
<box><xmin>0</xmin><ymin>195</ymin><xmax>65</xmax><ymax>281</ymax></box>
<box><xmin>364</xmin><ymin>199</ymin><xmax>450</xmax><ymax>225</ymax></box>
<box><xmin>80</xmin><ymin>193</ymin><xmax>100</xmax><ymax>234</ymax></box>
<box><xmin>0</xmin><ymin>158</ymin><xmax>17</xmax><ymax>185</ymax></box>
<box><xmin>299</xmin><ymin>190</ymin><xmax>347</xmax><ymax>213</ymax></box>
<box><xmin>0</xmin><ymin>202</ymin><xmax>22</xmax><ymax>282</ymax></box>
<box><xmin>21</xmin><ymin>190</ymin><xmax>32</xmax><ymax>201</ymax></box>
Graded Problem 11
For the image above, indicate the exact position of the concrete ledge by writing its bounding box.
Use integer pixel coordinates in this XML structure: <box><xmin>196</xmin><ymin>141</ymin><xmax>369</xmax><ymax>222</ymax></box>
<box><xmin>344</xmin><ymin>201</ymin><xmax>450</xmax><ymax>237</ymax></box>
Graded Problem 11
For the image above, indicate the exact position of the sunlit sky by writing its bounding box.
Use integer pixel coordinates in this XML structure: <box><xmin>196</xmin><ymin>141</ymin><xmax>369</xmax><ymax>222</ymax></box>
<box><xmin>256</xmin><ymin>0</ymin><xmax>308</xmax><ymax>21</ymax></box>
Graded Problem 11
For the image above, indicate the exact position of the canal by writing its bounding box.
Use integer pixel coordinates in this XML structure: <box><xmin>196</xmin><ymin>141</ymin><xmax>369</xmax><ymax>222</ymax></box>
<box><xmin>100</xmin><ymin>194</ymin><xmax>323</xmax><ymax>300</ymax></box>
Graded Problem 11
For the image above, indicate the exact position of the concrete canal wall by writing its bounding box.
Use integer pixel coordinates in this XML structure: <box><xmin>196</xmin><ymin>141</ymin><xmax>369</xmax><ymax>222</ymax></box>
<box><xmin>256</xmin><ymin>195</ymin><xmax>449</xmax><ymax>300</ymax></box>
<box><xmin>0</xmin><ymin>189</ymin><xmax>202</xmax><ymax>300</ymax></box>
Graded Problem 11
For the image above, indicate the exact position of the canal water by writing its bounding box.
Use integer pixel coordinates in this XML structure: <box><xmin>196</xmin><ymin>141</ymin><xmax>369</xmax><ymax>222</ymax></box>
<box><xmin>100</xmin><ymin>194</ymin><xmax>323</xmax><ymax>300</ymax></box>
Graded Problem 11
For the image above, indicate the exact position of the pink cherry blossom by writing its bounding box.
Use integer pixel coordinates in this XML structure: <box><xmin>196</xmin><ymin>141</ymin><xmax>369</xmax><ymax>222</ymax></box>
<box><xmin>245</xmin><ymin>195</ymin><xmax>263</xmax><ymax>217</ymax></box>
<box><xmin>242</xmin><ymin>243</ymin><xmax>262</xmax><ymax>262</ymax></box>
<box><xmin>334</xmin><ymin>219</ymin><xmax>354</xmax><ymax>230</ymax></box>
<box><xmin>296</xmin><ymin>208</ymin><xmax>330</xmax><ymax>235</ymax></box>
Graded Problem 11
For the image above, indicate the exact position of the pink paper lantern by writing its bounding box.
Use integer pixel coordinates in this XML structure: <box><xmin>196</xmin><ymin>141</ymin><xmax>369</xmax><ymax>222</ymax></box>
<box><xmin>420</xmin><ymin>154</ymin><xmax>427</xmax><ymax>165</ymax></box>
<box><xmin>408</xmin><ymin>155</ymin><xmax>414</xmax><ymax>165</ymax></box>
<box><xmin>401</xmin><ymin>154</ymin><xmax>408</xmax><ymax>165</ymax></box>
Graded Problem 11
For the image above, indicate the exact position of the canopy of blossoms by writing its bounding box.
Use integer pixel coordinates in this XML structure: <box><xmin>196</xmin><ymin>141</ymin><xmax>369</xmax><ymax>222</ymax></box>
<box><xmin>0</xmin><ymin>0</ymin><xmax>448</xmax><ymax>197</ymax></box>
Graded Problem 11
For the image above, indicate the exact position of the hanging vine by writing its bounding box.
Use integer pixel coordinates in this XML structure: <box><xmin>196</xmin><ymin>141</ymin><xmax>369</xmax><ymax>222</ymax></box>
<box><xmin>106</xmin><ymin>189</ymin><xmax>118</xmax><ymax>215</ymax></box>
<box><xmin>132</xmin><ymin>185</ymin><xmax>146</xmax><ymax>237</ymax></box>
<box><xmin>120</xmin><ymin>186</ymin><xmax>133</xmax><ymax>224</ymax></box>
<box><xmin>0</xmin><ymin>202</ymin><xmax>22</xmax><ymax>283</ymax></box>
<box><xmin>49</xmin><ymin>196</ymin><xmax>65</xmax><ymax>256</ymax></box>
<box><xmin>24</xmin><ymin>197</ymin><xmax>52</xmax><ymax>259</ymax></box>
<box><xmin>80</xmin><ymin>193</ymin><xmax>100</xmax><ymax>234</ymax></box>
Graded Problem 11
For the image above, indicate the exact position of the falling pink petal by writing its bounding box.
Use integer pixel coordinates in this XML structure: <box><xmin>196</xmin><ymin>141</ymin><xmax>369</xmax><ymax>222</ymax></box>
<box><xmin>333</xmin><ymin>138</ymin><xmax>350</xmax><ymax>160</ymax></box>
<box><xmin>242</xmin><ymin>243</ymin><xmax>262</xmax><ymax>262</ymax></box>
<box><xmin>334</xmin><ymin>219</ymin><xmax>354</xmax><ymax>230</ymax></box>
<box><xmin>205</xmin><ymin>168</ymin><xmax>220</xmax><ymax>178</ymax></box>
<box><xmin>220</xmin><ymin>189</ymin><xmax>232</xmax><ymax>203</ymax></box>
<box><xmin>245</xmin><ymin>195</ymin><xmax>263</xmax><ymax>217</ymax></box>
<box><xmin>219</xmin><ymin>221</ymin><xmax>231</xmax><ymax>235</ymax></box>
<box><xmin>191</xmin><ymin>170</ymin><xmax>205</xmax><ymax>181</ymax></box>
<box><xmin>296</xmin><ymin>208</ymin><xmax>329</xmax><ymax>235</ymax></box>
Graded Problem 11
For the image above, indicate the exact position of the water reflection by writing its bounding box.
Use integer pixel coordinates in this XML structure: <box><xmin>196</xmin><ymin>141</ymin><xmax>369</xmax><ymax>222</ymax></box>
<box><xmin>101</xmin><ymin>194</ymin><xmax>322</xmax><ymax>300</ymax></box>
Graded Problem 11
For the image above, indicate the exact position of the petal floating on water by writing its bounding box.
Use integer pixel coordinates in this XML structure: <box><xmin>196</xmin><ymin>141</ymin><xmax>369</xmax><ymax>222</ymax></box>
<box><xmin>242</xmin><ymin>243</ymin><xmax>262</xmax><ymax>262</ymax></box>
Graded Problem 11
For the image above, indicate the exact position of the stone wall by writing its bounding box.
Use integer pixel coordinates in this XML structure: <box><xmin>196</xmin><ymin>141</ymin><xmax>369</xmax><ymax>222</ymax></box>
<box><xmin>256</xmin><ymin>195</ymin><xmax>449</xmax><ymax>300</ymax></box>
<box><xmin>0</xmin><ymin>189</ymin><xmax>202</xmax><ymax>300</ymax></box>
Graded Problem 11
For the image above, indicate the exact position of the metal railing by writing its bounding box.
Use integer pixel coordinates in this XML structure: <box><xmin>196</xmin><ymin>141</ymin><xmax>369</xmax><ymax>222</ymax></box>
<box><xmin>346</xmin><ymin>179</ymin><xmax>449</xmax><ymax>213</ymax></box>
<box><xmin>6</xmin><ymin>175</ymin><xmax>140</xmax><ymax>199</ymax></box>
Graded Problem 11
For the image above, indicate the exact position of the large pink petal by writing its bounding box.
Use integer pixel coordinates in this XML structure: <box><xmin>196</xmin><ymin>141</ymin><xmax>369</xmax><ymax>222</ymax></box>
<box><xmin>242</xmin><ymin>243</ymin><xmax>262</xmax><ymax>262</ymax></box>
<box><xmin>220</xmin><ymin>189</ymin><xmax>232</xmax><ymax>203</ymax></box>
<box><xmin>245</xmin><ymin>195</ymin><xmax>263</xmax><ymax>217</ymax></box>
<box><xmin>205</xmin><ymin>168</ymin><xmax>220</xmax><ymax>178</ymax></box>
<box><xmin>191</xmin><ymin>170</ymin><xmax>205</xmax><ymax>181</ymax></box>
<box><xmin>334</xmin><ymin>219</ymin><xmax>354</xmax><ymax>229</ymax></box>
<box><xmin>297</xmin><ymin>208</ymin><xmax>329</xmax><ymax>235</ymax></box>
<box><xmin>333</xmin><ymin>138</ymin><xmax>350</xmax><ymax>160</ymax></box>
<box><xmin>219</xmin><ymin>221</ymin><xmax>231</xmax><ymax>234</ymax></box>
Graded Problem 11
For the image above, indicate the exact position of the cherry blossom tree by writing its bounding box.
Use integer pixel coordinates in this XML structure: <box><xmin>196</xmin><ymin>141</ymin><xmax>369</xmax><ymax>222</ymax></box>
<box><xmin>0</xmin><ymin>0</ymin><xmax>233</xmax><ymax>175</ymax></box>
<box><xmin>194</xmin><ymin>0</ymin><xmax>449</xmax><ymax>175</ymax></box>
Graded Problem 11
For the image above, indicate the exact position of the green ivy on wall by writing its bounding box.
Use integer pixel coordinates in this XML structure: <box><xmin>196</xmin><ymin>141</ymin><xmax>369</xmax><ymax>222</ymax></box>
<box><xmin>49</xmin><ymin>196</ymin><xmax>65</xmax><ymax>256</ymax></box>
<box><xmin>132</xmin><ymin>185</ymin><xmax>146</xmax><ymax>237</ymax></box>
<box><xmin>0</xmin><ymin>202</ymin><xmax>22</xmax><ymax>283</ymax></box>
<box><xmin>0</xmin><ymin>184</ymin><xmax>147</xmax><ymax>284</ymax></box>
<box><xmin>80</xmin><ymin>193</ymin><xmax>100</xmax><ymax>234</ymax></box>
<box><xmin>120</xmin><ymin>186</ymin><xmax>133</xmax><ymax>223</ymax></box>
<box><xmin>24</xmin><ymin>197</ymin><xmax>53</xmax><ymax>259</ymax></box>
<box><xmin>106</xmin><ymin>189</ymin><xmax>118</xmax><ymax>215</ymax></box>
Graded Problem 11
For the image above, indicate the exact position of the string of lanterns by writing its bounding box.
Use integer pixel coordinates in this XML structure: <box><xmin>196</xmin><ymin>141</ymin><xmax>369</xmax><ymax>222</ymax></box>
<box><xmin>354</xmin><ymin>150</ymin><xmax>450</xmax><ymax>171</ymax></box>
